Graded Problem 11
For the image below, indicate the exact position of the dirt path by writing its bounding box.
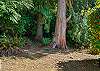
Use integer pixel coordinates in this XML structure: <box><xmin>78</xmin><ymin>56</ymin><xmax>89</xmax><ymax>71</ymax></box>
<box><xmin>0</xmin><ymin>49</ymin><xmax>100</xmax><ymax>71</ymax></box>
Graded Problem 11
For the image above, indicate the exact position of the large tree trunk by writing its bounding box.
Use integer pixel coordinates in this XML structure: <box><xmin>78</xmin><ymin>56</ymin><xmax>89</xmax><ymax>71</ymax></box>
<box><xmin>53</xmin><ymin>0</ymin><xmax>67</xmax><ymax>48</ymax></box>
<box><xmin>35</xmin><ymin>14</ymin><xmax>43</xmax><ymax>40</ymax></box>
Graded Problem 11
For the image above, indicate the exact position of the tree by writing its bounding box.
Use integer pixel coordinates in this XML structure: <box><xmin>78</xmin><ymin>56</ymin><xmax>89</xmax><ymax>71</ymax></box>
<box><xmin>33</xmin><ymin>0</ymin><xmax>57</xmax><ymax>40</ymax></box>
<box><xmin>19</xmin><ymin>0</ymin><xmax>56</xmax><ymax>42</ymax></box>
<box><xmin>35</xmin><ymin>13</ymin><xmax>43</xmax><ymax>40</ymax></box>
<box><xmin>53</xmin><ymin>0</ymin><xmax>71</xmax><ymax>48</ymax></box>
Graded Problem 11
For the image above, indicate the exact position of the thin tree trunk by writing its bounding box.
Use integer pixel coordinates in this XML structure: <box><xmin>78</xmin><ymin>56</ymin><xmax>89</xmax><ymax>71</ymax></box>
<box><xmin>35</xmin><ymin>14</ymin><xmax>43</xmax><ymax>40</ymax></box>
<box><xmin>53</xmin><ymin>0</ymin><xmax>67</xmax><ymax>48</ymax></box>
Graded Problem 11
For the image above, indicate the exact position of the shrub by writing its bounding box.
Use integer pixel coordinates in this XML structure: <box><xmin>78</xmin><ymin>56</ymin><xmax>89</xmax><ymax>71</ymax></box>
<box><xmin>41</xmin><ymin>37</ymin><xmax>52</xmax><ymax>46</ymax></box>
<box><xmin>88</xmin><ymin>47</ymin><xmax>100</xmax><ymax>55</ymax></box>
<box><xmin>0</xmin><ymin>33</ymin><xmax>26</xmax><ymax>51</ymax></box>
<box><xmin>67</xmin><ymin>9</ymin><xmax>90</xmax><ymax>48</ymax></box>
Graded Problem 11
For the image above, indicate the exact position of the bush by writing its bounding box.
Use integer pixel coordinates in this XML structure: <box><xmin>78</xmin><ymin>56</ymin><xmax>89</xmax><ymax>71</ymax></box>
<box><xmin>0</xmin><ymin>33</ymin><xmax>15</xmax><ymax>50</ymax></box>
<box><xmin>88</xmin><ymin>8</ymin><xmax>100</xmax><ymax>50</ymax></box>
<box><xmin>41</xmin><ymin>37</ymin><xmax>52</xmax><ymax>46</ymax></box>
<box><xmin>67</xmin><ymin>9</ymin><xmax>90</xmax><ymax>48</ymax></box>
<box><xmin>0</xmin><ymin>33</ymin><xmax>26</xmax><ymax>51</ymax></box>
<box><xmin>88</xmin><ymin>48</ymin><xmax>100</xmax><ymax>55</ymax></box>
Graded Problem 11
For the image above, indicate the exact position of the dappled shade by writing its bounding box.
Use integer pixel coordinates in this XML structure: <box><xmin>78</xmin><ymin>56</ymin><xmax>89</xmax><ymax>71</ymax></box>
<box><xmin>57</xmin><ymin>59</ymin><xmax>100</xmax><ymax>71</ymax></box>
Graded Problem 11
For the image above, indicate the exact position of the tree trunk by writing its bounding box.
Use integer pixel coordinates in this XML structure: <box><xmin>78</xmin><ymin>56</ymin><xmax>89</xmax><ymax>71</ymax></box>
<box><xmin>53</xmin><ymin>0</ymin><xmax>67</xmax><ymax>48</ymax></box>
<box><xmin>35</xmin><ymin>14</ymin><xmax>43</xmax><ymax>40</ymax></box>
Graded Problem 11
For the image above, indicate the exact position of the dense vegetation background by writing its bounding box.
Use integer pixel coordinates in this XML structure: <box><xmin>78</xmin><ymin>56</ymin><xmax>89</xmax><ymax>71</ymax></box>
<box><xmin>0</xmin><ymin>0</ymin><xmax>100</xmax><ymax>55</ymax></box>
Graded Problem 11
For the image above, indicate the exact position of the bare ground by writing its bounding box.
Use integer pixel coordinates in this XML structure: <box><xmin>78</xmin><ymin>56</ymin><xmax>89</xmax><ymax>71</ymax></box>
<box><xmin>0</xmin><ymin>47</ymin><xmax>100</xmax><ymax>71</ymax></box>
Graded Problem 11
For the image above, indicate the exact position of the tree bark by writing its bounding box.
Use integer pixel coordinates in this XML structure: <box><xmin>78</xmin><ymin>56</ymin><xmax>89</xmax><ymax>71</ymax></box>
<box><xmin>35</xmin><ymin>14</ymin><xmax>43</xmax><ymax>40</ymax></box>
<box><xmin>53</xmin><ymin>0</ymin><xmax>67</xmax><ymax>48</ymax></box>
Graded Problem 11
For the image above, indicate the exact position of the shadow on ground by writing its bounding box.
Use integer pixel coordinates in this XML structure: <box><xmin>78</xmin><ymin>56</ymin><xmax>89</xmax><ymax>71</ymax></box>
<box><xmin>57</xmin><ymin>59</ymin><xmax>100</xmax><ymax>71</ymax></box>
<box><xmin>0</xmin><ymin>46</ymin><xmax>72</xmax><ymax>60</ymax></box>
<box><xmin>0</xmin><ymin>40</ymin><xmax>89</xmax><ymax>60</ymax></box>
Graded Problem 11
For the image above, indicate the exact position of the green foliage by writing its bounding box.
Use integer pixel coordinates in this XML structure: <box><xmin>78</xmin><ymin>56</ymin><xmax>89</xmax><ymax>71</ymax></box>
<box><xmin>0</xmin><ymin>0</ymin><xmax>33</xmax><ymax>23</ymax></box>
<box><xmin>0</xmin><ymin>0</ymin><xmax>34</xmax><ymax>50</ymax></box>
<box><xmin>33</xmin><ymin>6</ymin><xmax>53</xmax><ymax>33</ymax></box>
<box><xmin>17</xmin><ymin>36</ymin><xmax>26</xmax><ymax>48</ymax></box>
<box><xmin>67</xmin><ymin>0</ymin><xmax>100</xmax><ymax>49</ymax></box>
<box><xmin>0</xmin><ymin>33</ymin><xmax>26</xmax><ymax>50</ymax></box>
<box><xmin>17</xmin><ymin>15</ymin><xmax>34</xmax><ymax>35</ymax></box>
<box><xmin>68</xmin><ymin>9</ymin><xmax>90</xmax><ymax>47</ymax></box>
<box><xmin>0</xmin><ymin>33</ymin><xmax>17</xmax><ymax>50</ymax></box>
<box><xmin>0</xmin><ymin>1</ymin><xmax>20</xmax><ymax>23</ymax></box>
<box><xmin>32</xmin><ymin>0</ymin><xmax>56</xmax><ymax>33</ymax></box>
<box><xmin>0</xmin><ymin>0</ymin><xmax>99</xmax><ymax>52</ymax></box>
<box><xmin>41</xmin><ymin>37</ymin><xmax>52</xmax><ymax>46</ymax></box>
<box><xmin>88</xmin><ymin>8</ymin><xmax>100</xmax><ymax>49</ymax></box>
<box><xmin>89</xmin><ymin>47</ymin><xmax>100</xmax><ymax>55</ymax></box>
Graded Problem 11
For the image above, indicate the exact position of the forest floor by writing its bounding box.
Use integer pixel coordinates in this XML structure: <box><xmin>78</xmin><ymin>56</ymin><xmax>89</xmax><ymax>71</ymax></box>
<box><xmin>0</xmin><ymin>42</ymin><xmax>100</xmax><ymax>71</ymax></box>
